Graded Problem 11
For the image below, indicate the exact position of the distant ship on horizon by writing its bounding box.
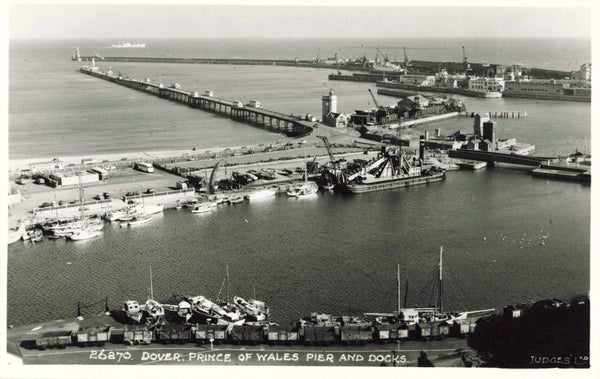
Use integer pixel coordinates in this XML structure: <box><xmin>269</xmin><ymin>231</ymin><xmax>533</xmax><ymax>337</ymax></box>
<box><xmin>111</xmin><ymin>42</ymin><xmax>146</xmax><ymax>48</ymax></box>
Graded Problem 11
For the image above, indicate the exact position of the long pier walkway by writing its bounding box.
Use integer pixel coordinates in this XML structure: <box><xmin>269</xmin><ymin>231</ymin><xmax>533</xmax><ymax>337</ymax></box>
<box><xmin>78</xmin><ymin>66</ymin><xmax>314</xmax><ymax>137</ymax></box>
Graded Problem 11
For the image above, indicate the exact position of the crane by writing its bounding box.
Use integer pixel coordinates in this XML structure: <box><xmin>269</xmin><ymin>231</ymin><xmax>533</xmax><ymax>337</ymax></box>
<box><xmin>317</xmin><ymin>135</ymin><xmax>336</xmax><ymax>165</ymax></box>
<box><xmin>368</xmin><ymin>88</ymin><xmax>380</xmax><ymax>109</ymax></box>
<box><xmin>316</xmin><ymin>135</ymin><xmax>346</xmax><ymax>187</ymax></box>
<box><xmin>347</xmin><ymin>45</ymin><xmax>445</xmax><ymax>65</ymax></box>
<box><xmin>207</xmin><ymin>160</ymin><xmax>222</xmax><ymax>194</ymax></box>
<box><xmin>462</xmin><ymin>46</ymin><xmax>470</xmax><ymax>71</ymax></box>
<box><xmin>403</xmin><ymin>47</ymin><xmax>410</xmax><ymax>68</ymax></box>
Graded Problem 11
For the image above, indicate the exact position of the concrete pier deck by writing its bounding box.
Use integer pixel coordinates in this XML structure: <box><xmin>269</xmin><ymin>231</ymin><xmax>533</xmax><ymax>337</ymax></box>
<box><xmin>79</xmin><ymin>66</ymin><xmax>314</xmax><ymax>138</ymax></box>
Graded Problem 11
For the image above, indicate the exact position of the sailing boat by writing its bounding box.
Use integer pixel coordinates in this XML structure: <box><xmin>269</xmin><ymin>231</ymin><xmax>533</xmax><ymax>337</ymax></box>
<box><xmin>68</xmin><ymin>176</ymin><xmax>103</xmax><ymax>241</ymax></box>
<box><xmin>287</xmin><ymin>148</ymin><xmax>318</xmax><ymax>198</ymax></box>
<box><xmin>143</xmin><ymin>266</ymin><xmax>165</xmax><ymax>325</ymax></box>
<box><xmin>365</xmin><ymin>246</ymin><xmax>495</xmax><ymax>325</ymax></box>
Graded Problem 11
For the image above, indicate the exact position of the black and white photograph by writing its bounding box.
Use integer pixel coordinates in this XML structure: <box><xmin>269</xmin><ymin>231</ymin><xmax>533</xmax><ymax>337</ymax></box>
<box><xmin>1</xmin><ymin>0</ymin><xmax>595</xmax><ymax>377</ymax></box>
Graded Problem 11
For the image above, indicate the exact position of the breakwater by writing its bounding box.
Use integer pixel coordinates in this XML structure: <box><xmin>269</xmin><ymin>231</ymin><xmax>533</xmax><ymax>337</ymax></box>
<box><xmin>75</xmin><ymin>55</ymin><xmax>368</xmax><ymax>71</ymax></box>
<box><xmin>75</xmin><ymin>55</ymin><xmax>572</xmax><ymax>81</ymax></box>
<box><xmin>78</xmin><ymin>66</ymin><xmax>314</xmax><ymax>138</ymax></box>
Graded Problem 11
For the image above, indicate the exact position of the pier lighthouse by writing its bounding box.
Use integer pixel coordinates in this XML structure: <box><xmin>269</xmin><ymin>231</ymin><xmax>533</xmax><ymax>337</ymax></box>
<box><xmin>322</xmin><ymin>88</ymin><xmax>337</xmax><ymax>120</ymax></box>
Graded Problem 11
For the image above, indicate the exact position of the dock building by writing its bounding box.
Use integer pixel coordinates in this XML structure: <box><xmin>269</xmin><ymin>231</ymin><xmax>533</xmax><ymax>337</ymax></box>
<box><xmin>504</xmin><ymin>78</ymin><xmax>591</xmax><ymax>102</ymax></box>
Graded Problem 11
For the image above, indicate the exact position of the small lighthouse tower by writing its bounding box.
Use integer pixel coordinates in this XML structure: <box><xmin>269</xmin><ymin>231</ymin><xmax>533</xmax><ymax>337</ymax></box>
<box><xmin>73</xmin><ymin>47</ymin><xmax>82</xmax><ymax>62</ymax></box>
<box><xmin>322</xmin><ymin>88</ymin><xmax>337</xmax><ymax>120</ymax></box>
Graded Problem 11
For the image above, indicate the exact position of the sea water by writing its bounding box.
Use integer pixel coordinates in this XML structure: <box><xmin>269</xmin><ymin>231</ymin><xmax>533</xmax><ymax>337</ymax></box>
<box><xmin>7</xmin><ymin>38</ymin><xmax>590</xmax><ymax>326</ymax></box>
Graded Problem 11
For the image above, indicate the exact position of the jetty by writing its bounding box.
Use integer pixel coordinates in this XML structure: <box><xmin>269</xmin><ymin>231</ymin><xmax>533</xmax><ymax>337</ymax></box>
<box><xmin>78</xmin><ymin>64</ymin><xmax>314</xmax><ymax>138</ymax></box>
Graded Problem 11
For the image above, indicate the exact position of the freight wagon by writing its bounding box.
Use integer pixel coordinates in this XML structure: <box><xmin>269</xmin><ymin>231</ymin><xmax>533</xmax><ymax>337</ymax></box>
<box><xmin>76</xmin><ymin>326</ymin><xmax>111</xmax><ymax>347</ymax></box>
<box><xmin>266</xmin><ymin>325</ymin><xmax>299</xmax><ymax>345</ymax></box>
<box><xmin>123</xmin><ymin>325</ymin><xmax>153</xmax><ymax>345</ymax></box>
<box><xmin>452</xmin><ymin>319</ymin><xmax>470</xmax><ymax>337</ymax></box>
<box><xmin>339</xmin><ymin>325</ymin><xmax>373</xmax><ymax>345</ymax></box>
<box><xmin>156</xmin><ymin>324</ymin><xmax>193</xmax><ymax>344</ymax></box>
<box><xmin>373</xmin><ymin>324</ymin><xmax>409</xmax><ymax>343</ymax></box>
<box><xmin>416</xmin><ymin>321</ymin><xmax>450</xmax><ymax>341</ymax></box>
<box><xmin>301</xmin><ymin>326</ymin><xmax>337</xmax><ymax>346</ymax></box>
<box><xmin>194</xmin><ymin>324</ymin><xmax>228</xmax><ymax>344</ymax></box>
<box><xmin>35</xmin><ymin>331</ymin><xmax>73</xmax><ymax>350</ymax></box>
<box><xmin>22</xmin><ymin>311</ymin><xmax>492</xmax><ymax>351</ymax></box>
<box><xmin>230</xmin><ymin>324</ymin><xmax>264</xmax><ymax>345</ymax></box>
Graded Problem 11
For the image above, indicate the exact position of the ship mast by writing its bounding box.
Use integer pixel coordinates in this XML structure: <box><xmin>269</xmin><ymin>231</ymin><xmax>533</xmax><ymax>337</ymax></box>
<box><xmin>149</xmin><ymin>266</ymin><xmax>154</xmax><ymax>300</ymax></box>
<box><xmin>78</xmin><ymin>175</ymin><xmax>85</xmax><ymax>221</ymax></box>
<box><xmin>226</xmin><ymin>263</ymin><xmax>229</xmax><ymax>303</ymax></box>
<box><xmin>304</xmin><ymin>147</ymin><xmax>308</xmax><ymax>186</ymax></box>
<box><xmin>397</xmin><ymin>264</ymin><xmax>401</xmax><ymax>315</ymax></box>
<box><xmin>438</xmin><ymin>246</ymin><xmax>443</xmax><ymax>313</ymax></box>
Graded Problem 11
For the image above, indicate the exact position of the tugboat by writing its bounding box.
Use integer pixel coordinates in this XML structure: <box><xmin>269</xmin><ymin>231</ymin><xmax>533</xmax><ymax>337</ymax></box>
<box><xmin>344</xmin><ymin>146</ymin><xmax>445</xmax><ymax>194</ymax></box>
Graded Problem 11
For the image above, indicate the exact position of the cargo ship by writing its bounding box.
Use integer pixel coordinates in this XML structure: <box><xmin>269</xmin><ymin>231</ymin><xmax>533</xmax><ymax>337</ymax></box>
<box><xmin>344</xmin><ymin>147</ymin><xmax>445</xmax><ymax>194</ymax></box>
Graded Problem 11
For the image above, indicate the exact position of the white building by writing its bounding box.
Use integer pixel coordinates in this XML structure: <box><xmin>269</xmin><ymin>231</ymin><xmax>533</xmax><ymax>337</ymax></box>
<box><xmin>468</xmin><ymin>77</ymin><xmax>505</xmax><ymax>92</ymax></box>
<box><xmin>398</xmin><ymin>74</ymin><xmax>436</xmax><ymax>86</ymax></box>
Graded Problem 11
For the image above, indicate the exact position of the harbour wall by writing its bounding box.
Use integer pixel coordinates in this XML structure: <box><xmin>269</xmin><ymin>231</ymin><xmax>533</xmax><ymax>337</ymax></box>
<box><xmin>502</xmin><ymin>92</ymin><xmax>590</xmax><ymax>102</ymax></box>
<box><xmin>76</xmin><ymin>56</ymin><xmax>572</xmax><ymax>80</ymax></box>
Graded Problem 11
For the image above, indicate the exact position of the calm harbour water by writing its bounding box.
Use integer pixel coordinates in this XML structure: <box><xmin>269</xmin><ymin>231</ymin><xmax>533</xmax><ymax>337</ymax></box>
<box><xmin>7</xmin><ymin>38</ymin><xmax>590</xmax><ymax>326</ymax></box>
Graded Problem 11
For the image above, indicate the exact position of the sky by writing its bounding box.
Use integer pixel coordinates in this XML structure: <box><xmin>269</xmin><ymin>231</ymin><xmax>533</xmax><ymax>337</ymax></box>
<box><xmin>8</xmin><ymin>2</ymin><xmax>592</xmax><ymax>40</ymax></box>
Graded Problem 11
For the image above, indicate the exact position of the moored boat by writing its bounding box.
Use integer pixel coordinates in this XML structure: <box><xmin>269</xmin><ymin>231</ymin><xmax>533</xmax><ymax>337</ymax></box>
<box><xmin>27</xmin><ymin>228</ymin><xmax>44</xmax><ymax>243</ymax></box>
<box><xmin>456</xmin><ymin>160</ymin><xmax>487</xmax><ymax>170</ymax></box>
<box><xmin>245</xmin><ymin>188</ymin><xmax>277</xmax><ymax>201</ymax></box>
<box><xmin>191</xmin><ymin>201</ymin><xmax>217</xmax><ymax>213</ymax></box>
<box><xmin>8</xmin><ymin>224</ymin><xmax>26</xmax><ymax>245</ymax></box>
<box><xmin>232</xmin><ymin>296</ymin><xmax>269</xmax><ymax>321</ymax></box>
<box><xmin>126</xmin><ymin>215</ymin><xmax>153</xmax><ymax>227</ymax></box>
<box><xmin>68</xmin><ymin>228</ymin><xmax>101</xmax><ymax>241</ymax></box>
<box><xmin>288</xmin><ymin>149</ymin><xmax>318</xmax><ymax>198</ymax></box>
<box><xmin>105</xmin><ymin>210</ymin><xmax>128</xmax><ymax>222</ymax></box>
<box><xmin>142</xmin><ymin>267</ymin><xmax>165</xmax><ymax>326</ymax></box>
<box><xmin>344</xmin><ymin>147</ymin><xmax>445</xmax><ymax>194</ymax></box>
<box><xmin>228</xmin><ymin>195</ymin><xmax>244</xmax><ymax>204</ymax></box>
<box><xmin>365</xmin><ymin>247</ymin><xmax>495</xmax><ymax>326</ymax></box>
